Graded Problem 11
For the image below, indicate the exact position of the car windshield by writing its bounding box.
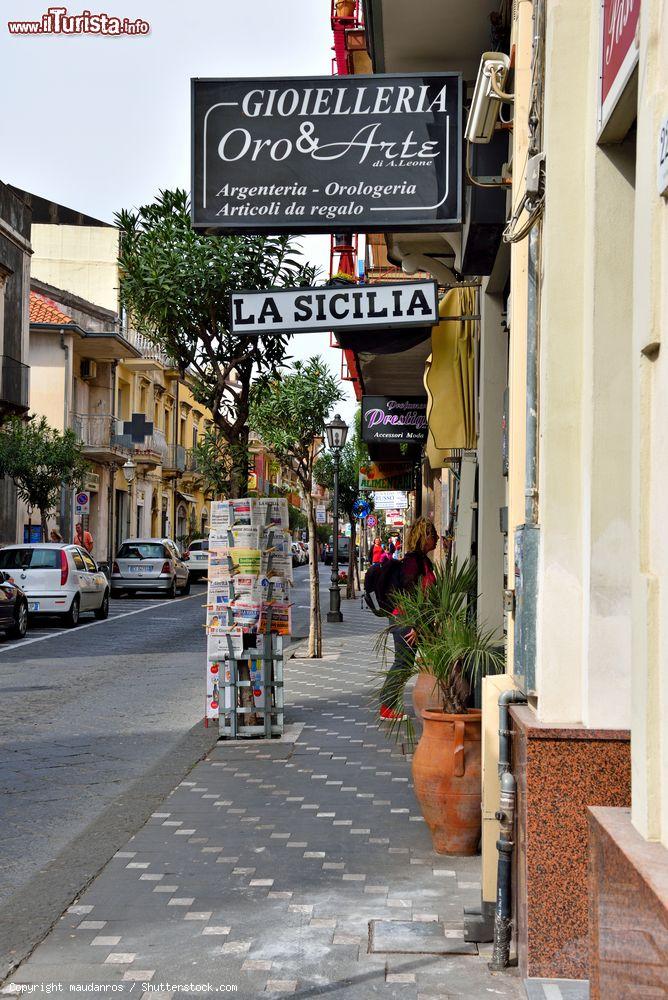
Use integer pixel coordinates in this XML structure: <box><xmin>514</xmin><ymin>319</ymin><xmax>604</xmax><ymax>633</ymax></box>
<box><xmin>117</xmin><ymin>543</ymin><xmax>168</xmax><ymax>560</ymax></box>
<box><xmin>0</xmin><ymin>548</ymin><xmax>61</xmax><ymax>570</ymax></box>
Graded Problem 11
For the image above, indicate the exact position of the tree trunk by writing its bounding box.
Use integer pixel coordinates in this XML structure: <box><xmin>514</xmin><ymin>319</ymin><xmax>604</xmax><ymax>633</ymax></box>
<box><xmin>346</xmin><ymin>516</ymin><xmax>356</xmax><ymax>600</ymax></box>
<box><xmin>228</xmin><ymin>429</ymin><xmax>250</xmax><ymax>499</ymax></box>
<box><xmin>306</xmin><ymin>497</ymin><xmax>322</xmax><ymax>658</ymax></box>
<box><xmin>41</xmin><ymin>511</ymin><xmax>48</xmax><ymax>543</ymax></box>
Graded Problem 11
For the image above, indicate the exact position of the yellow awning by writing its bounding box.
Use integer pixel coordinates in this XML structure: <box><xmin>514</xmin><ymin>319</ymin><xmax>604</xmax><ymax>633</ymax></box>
<box><xmin>424</xmin><ymin>287</ymin><xmax>477</xmax><ymax>467</ymax></box>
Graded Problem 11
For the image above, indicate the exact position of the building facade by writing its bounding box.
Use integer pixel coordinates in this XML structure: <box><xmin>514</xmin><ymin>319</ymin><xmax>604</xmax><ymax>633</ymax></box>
<box><xmin>0</xmin><ymin>183</ymin><xmax>31</xmax><ymax>544</ymax></box>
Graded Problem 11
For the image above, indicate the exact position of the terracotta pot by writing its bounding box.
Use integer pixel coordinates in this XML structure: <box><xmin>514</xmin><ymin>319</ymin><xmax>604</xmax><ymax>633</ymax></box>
<box><xmin>412</xmin><ymin>673</ymin><xmax>445</xmax><ymax>719</ymax></box>
<box><xmin>335</xmin><ymin>0</ymin><xmax>356</xmax><ymax>16</ymax></box>
<box><xmin>411</xmin><ymin>708</ymin><xmax>482</xmax><ymax>855</ymax></box>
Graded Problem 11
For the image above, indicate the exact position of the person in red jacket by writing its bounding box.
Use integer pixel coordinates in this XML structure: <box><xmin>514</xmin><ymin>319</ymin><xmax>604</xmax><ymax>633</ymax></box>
<box><xmin>380</xmin><ymin>517</ymin><xmax>438</xmax><ymax>721</ymax></box>
<box><xmin>371</xmin><ymin>537</ymin><xmax>384</xmax><ymax>564</ymax></box>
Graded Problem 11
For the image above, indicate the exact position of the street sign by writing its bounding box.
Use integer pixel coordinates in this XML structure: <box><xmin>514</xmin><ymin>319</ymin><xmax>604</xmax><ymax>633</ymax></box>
<box><xmin>75</xmin><ymin>491</ymin><xmax>90</xmax><ymax>515</ymax></box>
<box><xmin>352</xmin><ymin>498</ymin><xmax>371</xmax><ymax>519</ymax></box>
<box><xmin>230</xmin><ymin>280</ymin><xmax>438</xmax><ymax>335</ymax></box>
<box><xmin>316</xmin><ymin>505</ymin><xmax>327</xmax><ymax>524</ymax></box>
<box><xmin>192</xmin><ymin>73</ymin><xmax>463</xmax><ymax>233</ymax></box>
<box><xmin>373</xmin><ymin>491</ymin><xmax>409</xmax><ymax>510</ymax></box>
<box><xmin>362</xmin><ymin>394</ymin><xmax>428</xmax><ymax>444</ymax></box>
<box><xmin>367</xmin><ymin>514</ymin><xmax>378</xmax><ymax>529</ymax></box>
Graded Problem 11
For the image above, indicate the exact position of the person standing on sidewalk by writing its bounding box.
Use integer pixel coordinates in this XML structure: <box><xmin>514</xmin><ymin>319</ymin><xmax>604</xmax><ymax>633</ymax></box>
<box><xmin>379</xmin><ymin>517</ymin><xmax>438</xmax><ymax>721</ymax></box>
<box><xmin>371</xmin><ymin>537</ymin><xmax>384</xmax><ymax>564</ymax></box>
<box><xmin>73</xmin><ymin>521</ymin><xmax>94</xmax><ymax>553</ymax></box>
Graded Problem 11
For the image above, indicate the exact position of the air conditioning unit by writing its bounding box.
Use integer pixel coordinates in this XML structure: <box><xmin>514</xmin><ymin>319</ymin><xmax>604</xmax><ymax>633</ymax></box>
<box><xmin>80</xmin><ymin>359</ymin><xmax>97</xmax><ymax>380</ymax></box>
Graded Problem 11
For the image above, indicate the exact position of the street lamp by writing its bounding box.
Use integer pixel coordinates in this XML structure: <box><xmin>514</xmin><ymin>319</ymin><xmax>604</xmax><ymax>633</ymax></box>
<box><xmin>122</xmin><ymin>459</ymin><xmax>136</xmax><ymax>484</ymax></box>
<box><xmin>325</xmin><ymin>414</ymin><xmax>349</xmax><ymax>624</ymax></box>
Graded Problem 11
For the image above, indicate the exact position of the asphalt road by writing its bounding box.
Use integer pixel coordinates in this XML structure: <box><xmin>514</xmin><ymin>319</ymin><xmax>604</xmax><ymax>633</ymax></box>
<box><xmin>0</xmin><ymin>562</ymin><xmax>314</xmax><ymax>979</ymax></box>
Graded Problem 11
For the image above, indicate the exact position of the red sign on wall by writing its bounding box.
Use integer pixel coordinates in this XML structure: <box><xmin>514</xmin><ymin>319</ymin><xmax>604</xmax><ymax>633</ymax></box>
<box><xmin>600</xmin><ymin>0</ymin><xmax>640</xmax><ymax>129</ymax></box>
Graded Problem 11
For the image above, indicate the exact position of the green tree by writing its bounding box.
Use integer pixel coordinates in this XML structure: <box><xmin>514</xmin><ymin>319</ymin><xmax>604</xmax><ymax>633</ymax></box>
<box><xmin>116</xmin><ymin>189</ymin><xmax>315</xmax><ymax>497</ymax></box>
<box><xmin>192</xmin><ymin>427</ymin><xmax>236</xmax><ymax>498</ymax></box>
<box><xmin>314</xmin><ymin>407</ymin><xmax>370</xmax><ymax>598</ymax></box>
<box><xmin>0</xmin><ymin>416</ymin><xmax>89</xmax><ymax>539</ymax></box>
<box><xmin>249</xmin><ymin>357</ymin><xmax>343</xmax><ymax>658</ymax></box>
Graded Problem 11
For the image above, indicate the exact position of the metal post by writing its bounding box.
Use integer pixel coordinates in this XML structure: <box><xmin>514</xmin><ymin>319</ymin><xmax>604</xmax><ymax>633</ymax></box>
<box><xmin>327</xmin><ymin>449</ymin><xmax>343</xmax><ymax>623</ymax></box>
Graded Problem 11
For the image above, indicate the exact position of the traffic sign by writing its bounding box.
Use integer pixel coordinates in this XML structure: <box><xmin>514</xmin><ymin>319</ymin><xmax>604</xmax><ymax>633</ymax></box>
<box><xmin>367</xmin><ymin>514</ymin><xmax>378</xmax><ymax>529</ymax></box>
<box><xmin>75</xmin><ymin>491</ymin><xmax>90</xmax><ymax>515</ymax></box>
<box><xmin>316</xmin><ymin>505</ymin><xmax>327</xmax><ymax>525</ymax></box>
<box><xmin>352</xmin><ymin>498</ymin><xmax>371</xmax><ymax>519</ymax></box>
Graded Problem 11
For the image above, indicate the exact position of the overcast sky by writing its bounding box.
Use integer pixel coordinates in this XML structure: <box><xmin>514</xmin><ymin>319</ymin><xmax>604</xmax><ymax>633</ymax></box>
<box><xmin>0</xmin><ymin>0</ymin><xmax>357</xmax><ymax>420</ymax></box>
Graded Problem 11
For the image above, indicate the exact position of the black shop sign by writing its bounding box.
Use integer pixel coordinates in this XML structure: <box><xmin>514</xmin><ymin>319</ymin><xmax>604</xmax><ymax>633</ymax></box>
<box><xmin>229</xmin><ymin>280</ymin><xmax>438</xmax><ymax>335</ymax></box>
<box><xmin>362</xmin><ymin>395</ymin><xmax>428</xmax><ymax>444</ymax></box>
<box><xmin>191</xmin><ymin>73</ymin><xmax>462</xmax><ymax>233</ymax></box>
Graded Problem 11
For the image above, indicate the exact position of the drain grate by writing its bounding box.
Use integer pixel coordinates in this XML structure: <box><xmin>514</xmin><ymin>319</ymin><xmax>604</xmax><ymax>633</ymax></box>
<box><xmin>369</xmin><ymin>920</ymin><xmax>479</xmax><ymax>956</ymax></box>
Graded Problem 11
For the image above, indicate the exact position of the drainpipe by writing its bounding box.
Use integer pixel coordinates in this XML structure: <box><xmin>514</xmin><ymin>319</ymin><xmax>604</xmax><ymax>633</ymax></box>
<box><xmin>107</xmin><ymin>361</ymin><xmax>118</xmax><ymax>570</ymax></box>
<box><xmin>524</xmin><ymin>225</ymin><xmax>540</xmax><ymax>526</ymax></box>
<box><xmin>60</xmin><ymin>331</ymin><xmax>72</xmax><ymax>541</ymax></box>
<box><xmin>489</xmin><ymin>688</ymin><xmax>527</xmax><ymax>972</ymax></box>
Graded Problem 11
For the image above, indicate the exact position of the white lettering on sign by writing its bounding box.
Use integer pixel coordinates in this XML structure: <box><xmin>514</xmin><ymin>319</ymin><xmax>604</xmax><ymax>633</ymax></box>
<box><xmin>604</xmin><ymin>0</ymin><xmax>636</xmax><ymax>68</ymax></box>
<box><xmin>229</xmin><ymin>281</ymin><xmax>438</xmax><ymax>335</ymax></box>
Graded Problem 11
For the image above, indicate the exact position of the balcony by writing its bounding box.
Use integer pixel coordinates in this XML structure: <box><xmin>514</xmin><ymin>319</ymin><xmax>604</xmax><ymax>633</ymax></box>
<box><xmin>124</xmin><ymin>329</ymin><xmax>174</xmax><ymax>369</ymax></box>
<box><xmin>71</xmin><ymin>412</ymin><xmax>130</xmax><ymax>463</ymax></box>
<box><xmin>163</xmin><ymin>445</ymin><xmax>199</xmax><ymax>476</ymax></box>
<box><xmin>132</xmin><ymin>428</ymin><xmax>168</xmax><ymax>467</ymax></box>
<box><xmin>0</xmin><ymin>355</ymin><xmax>29</xmax><ymax>415</ymax></box>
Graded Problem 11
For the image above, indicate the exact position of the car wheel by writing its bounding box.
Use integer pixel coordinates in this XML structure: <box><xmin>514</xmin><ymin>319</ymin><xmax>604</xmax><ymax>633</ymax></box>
<box><xmin>95</xmin><ymin>590</ymin><xmax>110</xmax><ymax>620</ymax></box>
<box><xmin>8</xmin><ymin>600</ymin><xmax>28</xmax><ymax>639</ymax></box>
<box><xmin>180</xmin><ymin>576</ymin><xmax>191</xmax><ymax>596</ymax></box>
<box><xmin>167</xmin><ymin>579</ymin><xmax>177</xmax><ymax>599</ymax></box>
<box><xmin>65</xmin><ymin>595</ymin><xmax>80</xmax><ymax>628</ymax></box>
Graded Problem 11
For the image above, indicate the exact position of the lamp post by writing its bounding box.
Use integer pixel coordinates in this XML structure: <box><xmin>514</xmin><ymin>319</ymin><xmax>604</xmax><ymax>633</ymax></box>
<box><xmin>325</xmin><ymin>414</ymin><xmax>349</xmax><ymax>623</ymax></box>
<box><xmin>122</xmin><ymin>459</ymin><xmax>136</xmax><ymax>542</ymax></box>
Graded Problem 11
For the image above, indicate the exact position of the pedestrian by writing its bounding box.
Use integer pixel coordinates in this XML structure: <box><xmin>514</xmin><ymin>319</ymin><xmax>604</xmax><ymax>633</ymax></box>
<box><xmin>387</xmin><ymin>539</ymin><xmax>395</xmax><ymax>556</ymax></box>
<box><xmin>379</xmin><ymin>517</ymin><xmax>438</xmax><ymax>721</ymax></box>
<box><xmin>73</xmin><ymin>521</ymin><xmax>94</xmax><ymax>553</ymax></box>
<box><xmin>392</xmin><ymin>536</ymin><xmax>402</xmax><ymax>560</ymax></box>
<box><xmin>49</xmin><ymin>529</ymin><xmax>62</xmax><ymax>543</ymax></box>
<box><xmin>379</xmin><ymin>543</ymin><xmax>391</xmax><ymax>564</ymax></box>
<box><xmin>371</xmin><ymin>536</ymin><xmax>383</xmax><ymax>564</ymax></box>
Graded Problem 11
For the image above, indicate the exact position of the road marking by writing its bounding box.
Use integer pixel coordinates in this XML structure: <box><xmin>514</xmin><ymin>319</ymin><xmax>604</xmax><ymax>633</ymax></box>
<box><xmin>0</xmin><ymin>593</ymin><xmax>201</xmax><ymax>655</ymax></box>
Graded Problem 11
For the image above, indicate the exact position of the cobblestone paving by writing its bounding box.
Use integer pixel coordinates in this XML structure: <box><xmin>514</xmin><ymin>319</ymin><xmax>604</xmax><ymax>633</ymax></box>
<box><xmin>3</xmin><ymin>600</ymin><xmax>523</xmax><ymax>999</ymax></box>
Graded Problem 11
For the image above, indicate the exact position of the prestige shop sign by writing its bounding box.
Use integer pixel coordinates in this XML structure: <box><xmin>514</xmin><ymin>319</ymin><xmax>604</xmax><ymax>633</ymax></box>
<box><xmin>229</xmin><ymin>281</ymin><xmax>438</xmax><ymax>335</ymax></box>
<box><xmin>362</xmin><ymin>395</ymin><xmax>428</xmax><ymax>444</ymax></box>
<box><xmin>192</xmin><ymin>73</ymin><xmax>462</xmax><ymax>233</ymax></box>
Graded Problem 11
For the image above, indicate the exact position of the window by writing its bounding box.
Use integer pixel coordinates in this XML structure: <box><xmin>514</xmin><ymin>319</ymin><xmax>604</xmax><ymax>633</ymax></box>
<box><xmin>71</xmin><ymin>550</ymin><xmax>86</xmax><ymax>570</ymax></box>
<box><xmin>192</xmin><ymin>426</ymin><xmax>198</xmax><ymax>450</ymax></box>
<box><xmin>117</xmin><ymin>542</ymin><xmax>168</xmax><ymax>560</ymax></box>
<box><xmin>81</xmin><ymin>551</ymin><xmax>97</xmax><ymax>573</ymax></box>
<box><xmin>0</xmin><ymin>548</ymin><xmax>60</xmax><ymax>569</ymax></box>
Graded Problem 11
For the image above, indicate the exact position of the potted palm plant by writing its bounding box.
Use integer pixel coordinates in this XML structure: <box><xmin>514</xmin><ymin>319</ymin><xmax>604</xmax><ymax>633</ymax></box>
<box><xmin>376</xmin><ymin>560</ymin><xmax>504</xmax><ymax>855</ymax></box>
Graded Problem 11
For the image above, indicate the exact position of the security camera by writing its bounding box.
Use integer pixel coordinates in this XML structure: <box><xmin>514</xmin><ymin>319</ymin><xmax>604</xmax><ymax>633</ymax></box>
<box><xmin>465</xmin><ymin>51</ymin><xmax>511</xmax><ymax>144</ymax></box>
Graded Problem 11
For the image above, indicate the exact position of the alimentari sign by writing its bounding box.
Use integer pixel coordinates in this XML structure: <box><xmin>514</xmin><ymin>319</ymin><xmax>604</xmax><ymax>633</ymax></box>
<box><xmin>192</xmin><ymin>73</ymin><xmax>462</xmax><ymax>232</ymax></box>
<box><xmin>362</xmin><ymin>395</ymin><xmax>428</xmax><ymax>444</ymax></box>
<box><xmin>230</xmin><ymin>280</ymin><xmax>438</xmax><ymax>335</ymax></box>
<box><xmin>359</xmin><ymin>461</ymin><xmax>414</xmax><ymax>492</ymax></box>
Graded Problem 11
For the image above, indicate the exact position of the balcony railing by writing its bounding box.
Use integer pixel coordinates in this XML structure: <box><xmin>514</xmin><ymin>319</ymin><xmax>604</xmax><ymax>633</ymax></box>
<box><xmin>126</xmin><ymin>329</ymin><xmax>174</xmax><ymax>367</ymax></box>
<box><xmin>164</xmin><ymin>443</ymin><xmax>186</xmax><ymax>473</ymax></box>
<box><xmin>71</xmin><ymin>412</ymin><xmax>127</xmax><ymax>452</ymax></box>
<box><xmin>0</xmin><ymin>355</ymin><xmax>29</xmax><ymax>411</ymax></box>
<box><xmin>133</xmin><ymin>428</ymin><xmax>168</xmax><ymax>463</ymax></box>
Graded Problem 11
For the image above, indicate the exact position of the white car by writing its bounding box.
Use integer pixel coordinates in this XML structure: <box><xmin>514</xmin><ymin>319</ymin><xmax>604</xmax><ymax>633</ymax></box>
<box><xmin>111</xmin><ymin>538</ymin><xmax>190</xmax><ymax>597</ymax></box>
<box><xmin>0</xmin><ymin>544</ymin><xmax>109</xmax><ymax>627</ymax></box>
<box><xmin>183</xmin><ymin>538</ymin><xmax>209</xmax><ymax>580</ymax></box>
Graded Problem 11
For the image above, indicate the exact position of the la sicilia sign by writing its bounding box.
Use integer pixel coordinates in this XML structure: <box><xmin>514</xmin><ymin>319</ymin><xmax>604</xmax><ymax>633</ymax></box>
<box><xmin>229</xmin><ymin>280</ymin><xmax>438</xmax><ymax>335</ymax></box>
<box><xmin>192</xmin><ymin>73</ymin><xmax>462</xmax><ymax>233</ymax></box>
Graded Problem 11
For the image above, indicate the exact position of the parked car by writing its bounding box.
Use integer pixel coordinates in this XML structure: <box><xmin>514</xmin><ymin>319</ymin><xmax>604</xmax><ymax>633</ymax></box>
<box><xmin>0</xmin><ymin>544</ymin><xmax>109</xmax><ymax>627</ymax></box>
<box><xmin>0</xmin><ymin>571</ymin><xmax>29</xmax><ymax>639</ymax></box>
<box><xmin>324</xmin><ymin>535</ymin><xmax>350</xmax><ymax>566</ymax></box>
<box><xmin>111</xmin><ymin>538</ymin><xmax>190</xmax><ymax>598</ymax></box>
<box><xmin>291</xmin><ymin>542</ymin><xmax>303</xmax><ymax>567</ymax></box>
<box><xmin>183</xmin><ymin>538</ymin><xmax>209</xmax><ymax>580</ymax></box>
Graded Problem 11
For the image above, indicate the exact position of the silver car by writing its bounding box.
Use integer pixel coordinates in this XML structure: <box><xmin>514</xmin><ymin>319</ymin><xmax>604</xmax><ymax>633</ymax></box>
<box><xmin>111</xmin><ymin>538</ymin><xmax>190</xmax><ymax>598</ymax></box>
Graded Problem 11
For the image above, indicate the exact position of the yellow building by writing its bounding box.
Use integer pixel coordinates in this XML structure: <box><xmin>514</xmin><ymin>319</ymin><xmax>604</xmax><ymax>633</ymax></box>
<box><xmin>22</xmin><ymin>191</ymin><xmax>215</xmax><ymax>561</ymax></box>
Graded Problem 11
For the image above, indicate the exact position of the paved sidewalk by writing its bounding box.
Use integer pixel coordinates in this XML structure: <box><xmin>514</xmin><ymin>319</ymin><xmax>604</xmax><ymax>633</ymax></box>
<box><xmin>3</xmin><ymin>599</ymin><xmax>523</xmax><ymax>999</ymax></box>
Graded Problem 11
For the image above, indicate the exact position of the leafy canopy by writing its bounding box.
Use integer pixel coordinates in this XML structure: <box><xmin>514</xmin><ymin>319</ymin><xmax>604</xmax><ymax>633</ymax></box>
<box><xmin>249</xmin><ymin>357</ymin><xmax>343</xmax><ymax>495</ymax></box>
<box><xmin>0</xmin><ymin>416</ymin><xmax>89</xmax><ymax>529</ymax></box>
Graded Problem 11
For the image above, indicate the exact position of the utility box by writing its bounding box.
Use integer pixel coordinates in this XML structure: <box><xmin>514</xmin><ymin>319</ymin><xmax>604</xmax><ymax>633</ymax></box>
<box><xmin>513</xmin><ymin>523</ymin><xmax>539</xmax><ymax>695</ymax></box>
